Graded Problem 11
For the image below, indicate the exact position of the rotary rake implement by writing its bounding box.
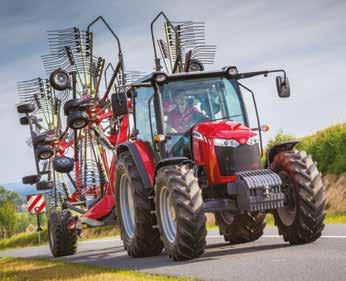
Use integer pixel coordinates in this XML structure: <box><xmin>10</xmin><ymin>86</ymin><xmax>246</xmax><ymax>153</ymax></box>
<box><xmin>16</xmin><ymin>17</ymin><xmax>136</xmax><ymax>257</ymax></box>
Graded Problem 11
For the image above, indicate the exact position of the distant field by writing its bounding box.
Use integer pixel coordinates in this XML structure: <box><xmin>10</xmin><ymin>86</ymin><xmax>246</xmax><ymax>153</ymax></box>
<box><xmin>0</xmin><ymin>257</ymin><xmax>193</xmax><ymax>281</ymax></box>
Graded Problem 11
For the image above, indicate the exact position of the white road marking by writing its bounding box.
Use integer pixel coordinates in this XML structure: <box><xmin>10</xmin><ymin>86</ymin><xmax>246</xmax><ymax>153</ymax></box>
<box><xmin>207</xmin><ymin>235</ymin><xmax>346</xmax><ymax>239</ymax></box>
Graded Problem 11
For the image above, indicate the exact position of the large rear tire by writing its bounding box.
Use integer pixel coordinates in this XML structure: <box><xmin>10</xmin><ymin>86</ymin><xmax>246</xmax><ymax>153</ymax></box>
<box><xmin>215</xmin><ymin>212</ymin><xmax>266</xmax><ymax>244</ymax></box>
<box><xmin>115</xmin><ymin>152</ymin><xmax>163</xmax><ymax>257</ymax></box>
<box><xmin>271</xmin><ymin>150</ymin><xmax>325</xmax><ymax>244</ymax></box>
<box><xmin>155</xmin><ymin>163</ymin><xmax>207</xmax><ymax>261</ymax></box>
<box><xmin>48</xmin><ymin>210</ymin><xmax>77</xmax><ymax>257</ymax></box>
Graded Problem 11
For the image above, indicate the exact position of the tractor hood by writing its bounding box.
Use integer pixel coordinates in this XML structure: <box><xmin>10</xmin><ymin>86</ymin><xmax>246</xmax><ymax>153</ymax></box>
<box><xmin>193</xmin><ymin>120</ymin><xmax>257</xmax><ymax>144</ymax></box>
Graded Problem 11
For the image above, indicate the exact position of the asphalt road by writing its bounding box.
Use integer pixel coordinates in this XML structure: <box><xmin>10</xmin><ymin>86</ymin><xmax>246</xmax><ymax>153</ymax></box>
<box><xmin>1</xmin><ymin>225</ymin><xmax>345</xmax><ymax>281</ymax></box>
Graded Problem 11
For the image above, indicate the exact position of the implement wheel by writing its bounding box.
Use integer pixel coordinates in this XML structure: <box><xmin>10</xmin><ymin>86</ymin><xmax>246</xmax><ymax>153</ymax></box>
<box><xmin>215</xmin><ymin>212</ymin><xmax>266</xmax><ymax>244</ymax></box>
<box><xmin>155</xmin><ymin>163</ymin><xmax>207</xmax><ymax>261</ymax></box>
<box><xmin>48</xmin><ymin>210</ymin><xmax>78</xmax><ymax>257</ymax></box>
<box><xmin>271</xmin><ymin>150</ymin><xmax>325</xmax><ymax>244</ymax></box>
<box><xmin>115</xmin><ymin>151</ymin><xmax>163</xmax><ymax>257</ymax></box>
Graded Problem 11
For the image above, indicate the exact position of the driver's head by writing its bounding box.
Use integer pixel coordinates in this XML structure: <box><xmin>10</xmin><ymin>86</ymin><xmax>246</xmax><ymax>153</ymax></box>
<box><xmin>175</xmin><ymin>90</ymin><xmax>187</xmax><ymax>114</ymax></box>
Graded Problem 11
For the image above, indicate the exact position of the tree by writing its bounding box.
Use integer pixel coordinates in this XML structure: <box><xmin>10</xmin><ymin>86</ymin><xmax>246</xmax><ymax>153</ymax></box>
<box><xmin>0</xmin><ymin>200</ymin><xmax>17</xmax><ymax>239</ymax></box>
<box><xmin>0</xmin><ymin>186</ymin><xmax>21</xmax><ymax>207</ymax></box>
<box><xmin>0</xmin><ymin>186</ymin><xmax>21</xmax><ymax>239</ymax></box>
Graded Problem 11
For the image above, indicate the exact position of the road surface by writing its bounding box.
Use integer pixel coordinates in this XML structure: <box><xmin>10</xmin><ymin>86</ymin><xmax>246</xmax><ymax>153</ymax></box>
<box><xmin>1</xmin><ymin>225</ymin><xmax>345</xmax><ymax>281</ymax></box>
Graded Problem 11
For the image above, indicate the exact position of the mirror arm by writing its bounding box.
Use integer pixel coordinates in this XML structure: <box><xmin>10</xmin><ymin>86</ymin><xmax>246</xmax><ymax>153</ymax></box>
<box><xmin>237</xmin><ymin>69</ymin><xmax>287</xmax><ymax>81</ymax></box>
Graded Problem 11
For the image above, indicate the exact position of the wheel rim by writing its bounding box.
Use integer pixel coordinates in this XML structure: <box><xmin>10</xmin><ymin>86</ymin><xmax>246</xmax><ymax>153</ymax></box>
<box><xmin>277</xmin><ymin>171</ymin><xmax>297</xmax><ymax>226</ymax></box>
<box><xmin>119</xmin><ymin>174</ymin><xmax>135</xmax><ymax>238</ymax></box>
<box><xmin>159</xmin><ymin>186</ymin><xmax>176</xmax><ymax>243</ymax></box>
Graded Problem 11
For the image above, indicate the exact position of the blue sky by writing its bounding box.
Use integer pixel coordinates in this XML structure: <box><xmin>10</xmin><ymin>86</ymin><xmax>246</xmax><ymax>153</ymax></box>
<box><xmin>0</xmin><ymin>0</ymin><xmax>345</xmax><ymax>183</ymax></box>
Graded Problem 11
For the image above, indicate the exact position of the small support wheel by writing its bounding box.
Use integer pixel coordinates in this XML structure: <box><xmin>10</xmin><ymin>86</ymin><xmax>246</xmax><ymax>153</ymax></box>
<box><xmin>19</xmin><ymin>116</ymin><xmax>29</xmax><ymax>125</ymax></box>
<box><xmin>53</xmin><ymin>156</ymin><xmax>74</xmax><ymax>173</ymax></box>
<box><xmin>36</xmin><ymin>181</ymin><xmax>54</xmax><ymax>191</ymax></box>
<box><xmin>36</xmin><ymin>145</ymin><xmax>54</xmax><ymax>160</ymax></box>
<box><xmin>22</xmin><ymin>175</ymin><xmax>40</xmax><ymax>185</ymax></box>
<box><xmin>17</xmin><ymin>103</ymin><xmax>35</xmax><ymax>114</ymax></box>
<box><xmin>67</xmin><ymin>111</ymin><xmax>89</xmax><ymax>129</ymax></box>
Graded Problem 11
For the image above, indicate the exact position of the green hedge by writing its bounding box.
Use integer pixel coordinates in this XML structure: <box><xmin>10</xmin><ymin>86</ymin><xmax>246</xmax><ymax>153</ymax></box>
<box><xmin>266</xmin><ymin>123</ymin><xmax>346</xmax><ymax>175</ymax></box>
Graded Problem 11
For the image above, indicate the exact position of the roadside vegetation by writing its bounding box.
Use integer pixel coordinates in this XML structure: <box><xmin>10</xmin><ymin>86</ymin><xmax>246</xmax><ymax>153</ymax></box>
<box><xmin>0</xmin><ymin>257</ymin><xmax>193</xmax><ymax>281</ymax></box>
<box><xmin>267</xmin><ymin>123</ymin><xmax>346</xmax><ymax>175</ymax></box>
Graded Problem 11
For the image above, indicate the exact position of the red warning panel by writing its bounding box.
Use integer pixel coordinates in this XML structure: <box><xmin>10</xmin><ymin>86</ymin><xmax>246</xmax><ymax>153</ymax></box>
<box><xmin>26</xmin><ymin>194</ymin><xmax>46</xmax><ymax>214</ymax></box>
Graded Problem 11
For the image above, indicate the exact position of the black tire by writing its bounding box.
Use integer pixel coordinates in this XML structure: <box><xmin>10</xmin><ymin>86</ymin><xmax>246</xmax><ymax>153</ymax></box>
<box><xmin>63</xmin><ymin>98</ymin><xmax>83</xmax><ymax>115</ymax></box>
<box><xmin>17</xmin><ymin>103</ymin><xmax>35</xmax><ymax>114</ymax></box>
<box><xmin>155</xmin><ymin>163</ymin><xmax>207</xmax><ymax>261</ymax></box>
<box><xmin>53</xmin><ymin>156</ymin><xmax>74</xmax><ymax>173</ymax></box>
<box><xmin>48</xmin><ymin>210</ymin><xmax>78</xmax><ymax>257</ymax></box>
<box><xmin>36</xmin><ymin>181</ymin><xmax>54</xmax><ymax>191</ymax></box>
<box><xmin>115</xmin><ymin>151</ymin><xmax>163</xmax><ymax>257</ymax></box>
<box><xmin>22</xmin><ymin>175</ymin><xmax>40</xmax><ymax>185</ymax></box>
<box><xmin>36</xmin><ymin>144</ymin><xmax>54</xmax><ymax>160</ymax></box>
<box><xmin>271</xmin><ymin>150</ymin><xmax>325</xmax><ymax>244</ymax></box>
<box><xmin>49</xmin><ymin>68</ymin><xmax>71</xmax><ymax>91</ymax></box>
<box><xmin>188</xmin><ymin>59</ymin><xmax>204</xmax><ymax>72</ymax></box>
<box><xmin>19</xmin><ymin>116</ymin><xmax>29</xmax><ymax>125</ymax></box>
<box><xmin>67</xmin><ymin>111</ymin><xmax>89</xmax><ymax>129</ymax></box>
<box><xmin>215</xmin><ymin>212</ymin><xmax>266</xmax><ymax>244</ymax></box>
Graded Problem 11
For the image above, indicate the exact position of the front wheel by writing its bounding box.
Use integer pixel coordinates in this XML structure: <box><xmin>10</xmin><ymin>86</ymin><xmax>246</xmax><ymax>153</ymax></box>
<box><xmin>155</xmin><ymin>163</ymin><xmax>207</xmax><ymax>261</ymax></box>
<box><xmin>271</xmin><ymin>150</ymin><xmax>326</xmax><ymax>244</ymax></box>
<box><xmin>215</xmin><ymin>212</ymin><xmax>266</xmax><ymax>244</ymax></box>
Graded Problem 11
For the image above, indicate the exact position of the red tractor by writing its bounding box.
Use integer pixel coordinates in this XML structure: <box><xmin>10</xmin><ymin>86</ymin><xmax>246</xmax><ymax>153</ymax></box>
<box><xmin>111</xmin><ymin>12</ymin><xmax>326</xmax><ymax>261</ymax></box>
<box><xmin>17</xmin><ymin>12</ymin><xmax>325</xmax><ymax>261</ymax></box>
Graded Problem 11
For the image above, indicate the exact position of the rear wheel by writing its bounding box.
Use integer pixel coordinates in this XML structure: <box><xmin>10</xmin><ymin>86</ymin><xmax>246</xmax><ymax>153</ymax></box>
<box><xmin>155</xmin><ymin>163</ymin><xmax>207</xmax><ymax>261</ymax></box>
<box><xmin>271</xmin><ymin>150</ymin><xmax>325</xmax><ymax>244</ymax></box>
<box><xmin>48</xmin><ymin>210</ymin><xmax>77</xmax><ymax>257</ymax></box>
<box><xmin>115</xmin><ymin>152</ymin><xmax>163</xmax><ymax>257</ymax></box>
<box><xmin>215</xmin><ymin>212</ymin><xmax>266</xmax><ymax>244</ymax></box>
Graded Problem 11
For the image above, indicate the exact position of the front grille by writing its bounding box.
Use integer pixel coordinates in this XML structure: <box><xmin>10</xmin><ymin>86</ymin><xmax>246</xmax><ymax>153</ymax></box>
<box><xmin>215</xmin><ymin>144</ymin><xmax>261</xmax><ymax>176</ymax></box>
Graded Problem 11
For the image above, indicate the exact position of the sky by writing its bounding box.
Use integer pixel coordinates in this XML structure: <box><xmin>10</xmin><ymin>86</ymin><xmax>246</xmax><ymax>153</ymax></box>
<box><xmin>0</xmin><ymin>0</ymin><xmax>345</xmax><ymax>183</ymax></box>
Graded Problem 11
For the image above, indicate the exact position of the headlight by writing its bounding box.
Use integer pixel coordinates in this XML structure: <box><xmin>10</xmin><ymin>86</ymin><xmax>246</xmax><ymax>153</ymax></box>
<box><xmin>247</xmin><ymin>136</ymin><xmax>259</xmax><ymax>145</ymax></box>
<box><xmin>226</xmin><ymin>66</ymin><xmax>238</xmax><ymax>76</ymax></box>
<box><xmin>153</xmin><ymin>72</ymin><xmax>167</xmax><ymax>83</ymax></box>
<box><xmin>213</xmin><ymin>138</ymin><xmax>239</xmax><ymax>147</ymax></box>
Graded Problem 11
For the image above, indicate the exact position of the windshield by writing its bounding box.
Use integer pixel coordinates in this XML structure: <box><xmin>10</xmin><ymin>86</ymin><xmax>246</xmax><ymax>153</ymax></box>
<box><xmin>161</xmin><ymin>77</ymin><xmax>246</xmax><ymax>134</ymax></box>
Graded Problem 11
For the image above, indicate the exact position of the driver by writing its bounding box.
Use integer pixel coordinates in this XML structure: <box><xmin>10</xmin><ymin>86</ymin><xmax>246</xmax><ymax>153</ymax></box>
<box><xmin>167</xmin><ymin>89</ymin><xmax>201</xmax><ymax>133</ymax></box>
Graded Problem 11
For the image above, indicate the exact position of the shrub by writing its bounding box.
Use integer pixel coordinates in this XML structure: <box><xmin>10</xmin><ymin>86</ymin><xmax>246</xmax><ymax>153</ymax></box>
<box><xmin>266</xmin><ymin>123</ymin><xmax>346</xmax><ymax>175</ymax></box>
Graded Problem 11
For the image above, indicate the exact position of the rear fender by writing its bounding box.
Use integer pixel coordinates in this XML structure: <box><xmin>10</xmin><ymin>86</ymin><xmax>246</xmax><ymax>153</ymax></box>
<box><xmin>116</xmin><ymin>140</ymin><xmax>156</xmax><ymax>189</ymax></box>
<box><xmin>266</xmin><ymin>141</ymin><xmax>300</xmax><ymax>168</ymax></box>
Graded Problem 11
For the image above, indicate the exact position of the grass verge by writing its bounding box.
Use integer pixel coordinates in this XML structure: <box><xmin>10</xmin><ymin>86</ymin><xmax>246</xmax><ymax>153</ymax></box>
<box><xmin>0</xmin><ymin>225</ymin><xmax>118</xmax><ymax>251</ymax></box>
<box><xmin>0</xmin><ymin>257</ymin><xmax>193</xmax><ymax>281</ymax></box>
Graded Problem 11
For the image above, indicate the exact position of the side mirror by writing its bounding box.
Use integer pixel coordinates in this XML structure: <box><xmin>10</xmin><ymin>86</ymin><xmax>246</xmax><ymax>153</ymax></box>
<box><xmin>111</xmin><ymin>92</ymin><xmax>128</xmax><ymax>118</ymax></box>
<box><xmin>276</xmin><ymin>76</ymin><xmax>290</xmax><ymax>98</ymax></box>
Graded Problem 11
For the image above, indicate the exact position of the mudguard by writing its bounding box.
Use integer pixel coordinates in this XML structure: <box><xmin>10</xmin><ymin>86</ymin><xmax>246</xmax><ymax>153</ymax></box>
<box><xmin>266</xmin><ymin>141</ymin><xmax>299</xmax><ymax>168</ymax></box>
<box><xmin>117</xmin><ymin>141</ymin><xmax>156</xmax><ymax>189</ymax></box>
<box><xmin>154</xmin><ymin>157</ymin><xmax>193</xmax><ymax>185</ymax></box>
